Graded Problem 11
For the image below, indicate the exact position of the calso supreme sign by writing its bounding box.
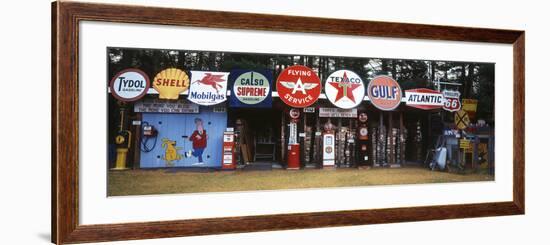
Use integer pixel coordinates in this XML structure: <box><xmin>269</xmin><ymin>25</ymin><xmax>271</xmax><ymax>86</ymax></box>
<box><xmin>229</xmin><ymin>70</ymin><xmax>272</xmax><ymax>108</ymax></box>
<box><xmin>109</xmin><ymin>68</ymin><xmax>150</xmax><ymax>102</ymax></box>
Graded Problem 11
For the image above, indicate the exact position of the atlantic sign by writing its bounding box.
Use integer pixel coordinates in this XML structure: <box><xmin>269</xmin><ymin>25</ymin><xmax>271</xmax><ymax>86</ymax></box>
<box><xmin>404</xmin><ymin>88</ymin><xmax>445</xmax><ymax>110</ymax></box>
<box><xmin>188</xmin><ymin>71</ymin><xmax>229</xmax><ymax>106</ymax></box>
<box><xmin>229</xmin><ymin>70</ymin><xmax>272</xmax><ymax>108</ymax></box>
<box><xmin>325</xmin><ymin>70</ymin><xmax>365</xmax><ymax>109</ymax></box>
<box><xmin>109</xmin><ymin>68</ymin><xmax>150</xmax><ymax>102</ymax></box>
<box><xmin>276</xmin><ymin>65</ymin><xmax>321</xmax><ymax>108</ymax></box>
<box><xmin>366</xmin><ymin>75</ymin><xmax>402</xmax><ymax>111</ymax></box>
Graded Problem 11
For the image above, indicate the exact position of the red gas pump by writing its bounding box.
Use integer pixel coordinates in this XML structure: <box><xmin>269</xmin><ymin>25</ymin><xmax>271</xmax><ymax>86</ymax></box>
<box><xmin>222</xmin><ymin>129</ymin><xmax>237</xmax><ymax>170</ymax></box>
<box><xmin>287</xmin><ymin>109</ymin><xmax>301</xmax><ymax>170</ymax></box>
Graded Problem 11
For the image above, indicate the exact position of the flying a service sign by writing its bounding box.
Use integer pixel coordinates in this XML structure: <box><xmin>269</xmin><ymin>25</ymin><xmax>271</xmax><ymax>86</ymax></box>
<box><xmin>325</xmin><ymin>70</ymin><xmax>365</xmax><ymax>109</ymax></box>
<box><xmin>276</xmin><ymin>65</ymin><xmax>321</xmax><ymax>108</ymax></box>
<box><xmin>188</xmin><ymin>71</ymin><xmax>229</xmax><ymax>106</ymax></box>
<box><xmin>404</xmin><ymin>88</ymin><xmax>445</xmax><ymax>110</ymax></box>
<box><xmin>229</xmin><ymin>70</ymin><xmax>272</xmax><ymax>108</ymax></box>
<box><xmin>109</xmin><ymin>68</ymin><xmax>150</xmax><ymax>102</ymax></box>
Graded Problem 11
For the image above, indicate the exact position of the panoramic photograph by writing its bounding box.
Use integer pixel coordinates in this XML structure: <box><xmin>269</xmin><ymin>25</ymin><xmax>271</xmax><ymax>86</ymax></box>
<box><xmin>106</xmin><ymin>47</ymin><xmax>495</xmax><ymax>196</ymax></box>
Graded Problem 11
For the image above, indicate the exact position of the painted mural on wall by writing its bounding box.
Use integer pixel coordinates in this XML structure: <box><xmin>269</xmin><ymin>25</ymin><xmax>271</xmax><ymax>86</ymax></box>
<box><xmin>185</xmin><ymin>117</ymin><xmax>208</xmax><ymax>165</ymax></box>
<box><xmin>161</xmin><ymin>138</ymin><xmax>183</xmax><ymax>166</ymax></box>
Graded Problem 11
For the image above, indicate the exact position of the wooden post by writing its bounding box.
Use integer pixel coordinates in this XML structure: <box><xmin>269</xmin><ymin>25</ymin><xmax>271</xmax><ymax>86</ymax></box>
<box><xmin>132</xmin><ymin>113</ymin><xmax>142</xmax><ymax>169</ymax></box>
<box><xmin>389</xmin><ymin>112</ymin><xmax>393</xmax><ymax>164</ymax></box>
<box><xmin>399</xmin><ymin>112</ymin><xmax>405</xmax><ymax>165</ymax></box>
<box><xmin>281</xmin><ymin>110</ymin><xmax>286</xmax><ymax>164</ymax></box>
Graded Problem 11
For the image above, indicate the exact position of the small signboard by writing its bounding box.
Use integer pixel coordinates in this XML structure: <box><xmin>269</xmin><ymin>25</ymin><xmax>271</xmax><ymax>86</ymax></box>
<box><xmin>134</xmin><ymin>99</ymin><xmax>199</xmax><ymax>113</ymax></box>
<box><xmin>460</xmin><ymin>139</ymin><xmax>471</xmax><ymax>149</ymax></box>
<box><xmin>454</xmin><ymin>109</ymin><xmax>470</xmax><ymax>130</ymax></box>
<box><xmin>318</xmin><ymin>108</ymin><xmax>358</xmax><ymax>118</ymax></box>
<box><xmin>442</xmin><ymin>90</ymin><xmax>461</xmax><ymax>112</ymax></box>
<box><xmin>462</xmin><ymin>99</ymin><xmax>478</xmax><ymax>119</ymax></box>
<box><xmin>303</xmin><ymin>107</ymin><xmax>316</xmax><ymax>113</ymax></box>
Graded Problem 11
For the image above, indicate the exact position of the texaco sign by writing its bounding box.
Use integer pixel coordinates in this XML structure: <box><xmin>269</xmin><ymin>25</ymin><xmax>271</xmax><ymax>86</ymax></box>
<box><xmin>325</xmin><ymin>70</ymin><xmax>365</xmax><ymax>109</ymax></box>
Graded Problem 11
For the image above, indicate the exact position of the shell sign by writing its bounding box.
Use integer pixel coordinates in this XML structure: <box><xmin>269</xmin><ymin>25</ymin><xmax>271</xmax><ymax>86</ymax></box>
<box><xmin>153</xmin><ymin>68</ymin><xmax>190</xmax><ymax>99</ymax></box>
<box><xmin>367</xmin><ymin>75</ymin><xmax>402</xmax><ymax>111</ymax></box>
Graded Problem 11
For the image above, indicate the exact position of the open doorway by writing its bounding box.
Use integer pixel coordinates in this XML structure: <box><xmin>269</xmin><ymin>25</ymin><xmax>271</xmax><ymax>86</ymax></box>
<box><xmin>228</xmin><ymin>108</ymin><xmax>282</xmax><ymax>167</ymax></box>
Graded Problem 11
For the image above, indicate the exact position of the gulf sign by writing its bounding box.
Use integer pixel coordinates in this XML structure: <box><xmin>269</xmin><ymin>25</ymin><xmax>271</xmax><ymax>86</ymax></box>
<box><xmin>109</xmin><ymin>68</ymin><xmax>150</xmax><ymax>102</ymax></box>
<box><xmin>404</xmin><ymin>88</ymin><xmax>445</xmax><ymax>110</ymax></box>
<box><xmin>366</xmin><ymin>75</ymin><xmax>402</xmax><ymax>111</ymax></box>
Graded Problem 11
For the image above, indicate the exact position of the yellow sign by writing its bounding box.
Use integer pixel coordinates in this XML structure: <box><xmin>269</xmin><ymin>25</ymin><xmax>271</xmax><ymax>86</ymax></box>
<box><xmin>460</xmin><ymin>139</ymin><xmax>471</xmax><ymax>149</ymax></box>
<box><xmin>153</xmin><ymin>68</ymin><xmax>190</xmax><ymax>99</ymax></box>
<box><xmin>455</xmin><ymin>109</ymin><xmax>470</xmax><ymax>130</ymax></box>
<box><xmin>462</xmin><ymin>99</ymin><xmax>478</xmax><ymax>119</ymax></box>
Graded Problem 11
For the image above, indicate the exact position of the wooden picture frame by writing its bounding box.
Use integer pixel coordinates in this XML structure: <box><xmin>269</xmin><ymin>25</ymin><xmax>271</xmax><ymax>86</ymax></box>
<box><xmin>52</xmin><ymin>1</ymin><xmax>525</xmax><ymax>244</ymax></box>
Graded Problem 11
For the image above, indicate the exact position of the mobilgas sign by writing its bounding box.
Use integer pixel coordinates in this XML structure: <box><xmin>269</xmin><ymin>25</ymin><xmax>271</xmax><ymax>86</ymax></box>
<box><xmin>325</xmin><ymin>70</ymin><xmax>365</xmax><ymax>109</ymax></box>
<box><xmin>188</xmin><ymin>71</ymin><xmax>229</xmax><ymax>106</ymax></box>
<box><xmin>229</xmin><ymin>70</ymin><xmax>272</xmax><ymax>108</ymax></box>
<box><xmin>366</xmin><ymin>75</ymin><xmax>402</xmax><ymax>111</ymax></box>
<box><xmin>109</xmin><ymin>68</ymin><xmax>150</xmax><ymax>102</ymax></box>
<box><xmin>405</xmin><ymin>88</ymin><xmax>445</xmax><ymax>110</ymax></box>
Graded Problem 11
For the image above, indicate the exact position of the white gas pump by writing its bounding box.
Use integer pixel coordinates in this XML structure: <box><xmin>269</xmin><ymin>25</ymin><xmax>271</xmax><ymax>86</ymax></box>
<box><xmin>322</xmin><ymin>119</ymin><xmax>336</xmax><ymax>167</ymax></box>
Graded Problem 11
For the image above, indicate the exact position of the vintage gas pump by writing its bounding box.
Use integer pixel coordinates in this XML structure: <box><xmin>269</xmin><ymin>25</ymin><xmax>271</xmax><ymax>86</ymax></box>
<box><xmin>322</xmin><ymin>119</ymin><xmax>336</xmax><ymax>167</ymax></box>
<box><xmin>357</xmin><ymin>112</ymin><xmax>369</xmax><ymax>166</ymax></box>
<box><xmin>287</xmin><ymin>109</ymin><xmax>301</xmax><ymax>170</ymax></box>
<box><xmin>222</xmin><ymin>128</ymin><xmax>237</xmax><ymax>170</ymax></box>
<box><xmin>113</xmin><ymin>106</ymin><xmax>131</xmax><ymax>170</ymax></box>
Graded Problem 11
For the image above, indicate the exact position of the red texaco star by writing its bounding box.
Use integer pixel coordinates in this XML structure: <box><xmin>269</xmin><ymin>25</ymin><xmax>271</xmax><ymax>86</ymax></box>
<box><xmin>328</xmin><ymin>72</ymin><xmax>361</xmax><ymax>103</ymax></box>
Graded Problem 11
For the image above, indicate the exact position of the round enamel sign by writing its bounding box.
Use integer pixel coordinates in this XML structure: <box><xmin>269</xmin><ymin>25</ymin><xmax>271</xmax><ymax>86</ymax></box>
<box><xmin>325</xmin><ymin>70</ymin><xmax>365</xmax><ymax>109</ymax></box>
<box><xmin>367</xmin><ymin>75</ymin><xmax>402</xmax><ymax>111</ymax></box>
<box><xmin>289</xmin><ymin>108</ymin><xmax>301</xmax><ymax>119</ymax></box>
<box><xmin>109</xmin><ymin>68</ymin><xmax>150</xmax><ymax>102</ymax></box>
<box><xmin>233</xmin><ymin>71</ymin><xmax>270</xmax><ymax>105</ymax></box>
<box><xmin>276</xmin><ymin>65</ymin><xmax>321</xmax><ymax>108</ymax></box>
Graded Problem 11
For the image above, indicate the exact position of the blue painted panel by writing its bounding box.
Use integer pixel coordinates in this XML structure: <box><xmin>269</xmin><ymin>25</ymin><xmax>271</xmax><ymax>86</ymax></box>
<box><xmin>139</xmin><ymin>107</ymin><xmax>227</xmax><ymax>168</ymax></box>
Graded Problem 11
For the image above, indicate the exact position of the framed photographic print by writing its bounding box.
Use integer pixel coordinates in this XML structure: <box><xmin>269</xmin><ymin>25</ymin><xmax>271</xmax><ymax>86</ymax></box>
<box><xmin>52</xmin><ymin>1</ymin><xmax>524</xmax><ymax>244</ymax></box>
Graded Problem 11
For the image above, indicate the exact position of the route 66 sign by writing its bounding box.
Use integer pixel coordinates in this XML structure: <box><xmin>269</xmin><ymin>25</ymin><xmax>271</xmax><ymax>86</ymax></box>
<box><xmin>442</xmin><ymin>90</ymin><xmax>461</xmax><ymax>112</ymax></box>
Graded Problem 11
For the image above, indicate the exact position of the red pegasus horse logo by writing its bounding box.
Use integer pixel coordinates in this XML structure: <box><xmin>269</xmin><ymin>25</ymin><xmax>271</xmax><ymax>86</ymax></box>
<box><xmin>193</xmin><ymin>73</ymin><xmax>225</xmax><ymax>93</ymax></box>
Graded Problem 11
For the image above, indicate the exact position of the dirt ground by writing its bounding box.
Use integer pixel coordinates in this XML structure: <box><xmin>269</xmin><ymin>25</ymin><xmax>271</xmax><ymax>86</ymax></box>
<box><xmin>108</xmin><ymin>166</ymin><xmax>493</xmax><ymax>196</ymax></box>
